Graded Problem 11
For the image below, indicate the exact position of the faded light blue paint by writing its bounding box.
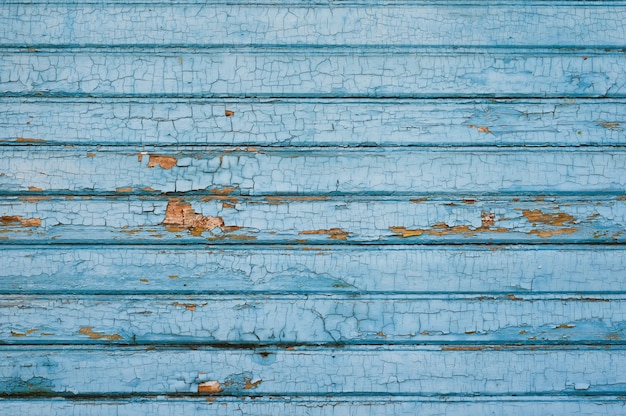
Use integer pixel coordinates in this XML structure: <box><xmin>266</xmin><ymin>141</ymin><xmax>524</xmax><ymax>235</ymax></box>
<box><xmin>1</xmin><ymin>1</ymin><xmax>626</xmax><ymax>415</ymax></box>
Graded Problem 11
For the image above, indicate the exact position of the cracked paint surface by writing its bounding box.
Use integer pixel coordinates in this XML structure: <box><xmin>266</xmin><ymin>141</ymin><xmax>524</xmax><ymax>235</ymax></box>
<box><xmin>2</xmin><ymin>99</ymin><xmax>626</xmax><ymax>147</ymax></box>
<box><xmin>1</xmin><ymin>0</ymin><xmax>626</xmax><ymax>412</ymax></box>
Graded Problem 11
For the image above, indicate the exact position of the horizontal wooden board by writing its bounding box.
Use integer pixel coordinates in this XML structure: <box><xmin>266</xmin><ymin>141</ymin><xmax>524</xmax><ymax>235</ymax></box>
<box><xmin>8</xmin><ymin>0</ymin><xmax>626</xmax><ymax>3</ymax></box>
<box><xmin>1</xmin><ymin>346</ymin><xmax>625</xmax><ymax>395</ymax></box>
<box><xmin>4</xmin><ymin>4</ymin><xmax>626</xmax><ymax>48</ymax></box>
<box><xmin>2</xmin><ymin>147</ymin><xmax>626</xmax><ymax>194</ymax></box>
<box><xmin>0</xmin><ymin>396</ymin><xmax>626</xmax><ymax>416</ymax></box>
<box><xmin>1</xmin><ymin>246</ymin><xmax>626</xmax><ymax>294</ymax></box>
<box><xmin>3</xmin><ymin>98</ymin><xmax>626</xmax><ymax>146</ymax></box>
<box><xmin>2</xmin><ymin>49</ymin><xmax>624</xmax><ymax>97</ymax></box>
<box><xmin>2</xmin><ymin>294</ymin><xmax>625</xmax><ymax>344</ymax></box>
<box><xmin>1</xmin><ymin>196</ymin><xmax>624</xmax><ymax>244</ymax></box>
<box><xmin>1</xmin><ymin>396</ymin><xmax>625</xmax><ymax>416</ymax></box>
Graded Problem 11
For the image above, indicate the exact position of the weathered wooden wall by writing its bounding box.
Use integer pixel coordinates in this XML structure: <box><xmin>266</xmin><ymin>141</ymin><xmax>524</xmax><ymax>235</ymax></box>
<box><xmin>2</xmin><ymin>1</ymin><xmax>626</xmax><ymax>414</ymax></box>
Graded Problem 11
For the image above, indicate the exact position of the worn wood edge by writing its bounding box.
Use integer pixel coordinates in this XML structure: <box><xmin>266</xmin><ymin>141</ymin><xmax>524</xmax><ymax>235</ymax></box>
<box><xmin>3</xmin><ymin>98</ymin><xmax>626</xmax><ymax>147</ymax></box>
<box><xmin>3</xmin><ymin>294</ymin><xmax>626</xmax><ymax>345</ymax></box>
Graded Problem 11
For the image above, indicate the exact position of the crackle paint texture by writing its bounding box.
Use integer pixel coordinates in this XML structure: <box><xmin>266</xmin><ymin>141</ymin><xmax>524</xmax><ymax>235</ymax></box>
<box><xmin>2</xmin><ymin>1</ymin><xmax>626</xmax><ymax>415</ymax></box>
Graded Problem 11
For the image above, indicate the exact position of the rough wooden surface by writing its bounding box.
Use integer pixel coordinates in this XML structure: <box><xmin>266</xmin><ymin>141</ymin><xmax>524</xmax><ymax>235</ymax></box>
<box><xmin>2</xmin><ymin>397</ymin><xmax>625</xmax><ymax>416</ymax></box>
<box><xmin>2</xmin><ymin>147</ymin><xmax>626</xmax><ymax>194</ymax></box>
<box><xmin>3</xmin><ymin>98</ymin><xmax>626</xmax><ymax>146</ymax></box>
<box><xmin>2</xmin><ymin>0</ymin><xmax>626</xmax><ymax>414</ymax></box>
<box><xmin>1</xmin><ymin>246</ymin><xmax>625</xmax><ymax>294</ymax></box>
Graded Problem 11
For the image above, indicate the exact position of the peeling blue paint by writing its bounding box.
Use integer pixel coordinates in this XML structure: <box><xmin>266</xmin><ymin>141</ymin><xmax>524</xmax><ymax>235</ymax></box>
<box><xmin>1</xmin><ymin>0</ymin><xmax>626</xmax><ymax>413</ymax></box>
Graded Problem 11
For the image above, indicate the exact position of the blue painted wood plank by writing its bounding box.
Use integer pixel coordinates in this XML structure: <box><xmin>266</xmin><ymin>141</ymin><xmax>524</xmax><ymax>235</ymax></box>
<box><xmin>1</xmin><ymin>346</ymin><xmax>625</xmax><ymax>395</ymax></box>
<box><xmin>1</xmin><ymin>196</ymin><xmax>624</xmax><ymax>244</ymax></box>
<box><xmin>3</xmin><ymin>4</ymin><xmax>626</xmax><ymax>48</ymax></box>
<box><xmin>3</xmin><ymin>98</ymin><xmax>626</xmax><ymax>146</ymax></box>
<box><xmin>2</xmin><ymin>396</ymin><xmax>625</xmax><ymax>416</ymax></box>
<box><xmin>1</xmin><ymin>246</ymin><xmax>625</xmax><ymax>294</ymax></box>
<box><xmin>2</xmin><ymin>148</ymin><xmax>625</xmax><ymax>194</ymax></box>
<box><xmin>2</xmin><ymin>49</ymin><xmax>624</xmax><ymax>98</ymax></box>
<box><xmin>2</xmin><ymin>294</ymin><xmax>624</xmax><ymax>344</ymax></box>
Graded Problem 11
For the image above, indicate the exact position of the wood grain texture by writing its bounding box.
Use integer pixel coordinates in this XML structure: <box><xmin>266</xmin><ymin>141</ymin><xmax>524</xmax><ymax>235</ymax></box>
<box><xmin>1</xmin><ymin>346</ymin><xmax>625</xmax><ymax>396</ymax></box>
<box><xmin>3</xmin><ymin>4</ymin><xmax>626</xmax><ymax>48</ymax></box>
<box><xmin>2</xmin><ymin>49</ymin><xmax>624</xmax><ymax>98</ymax></box>
<box><xmin>2</xmin><ymin>147</ymin><xmax>625</xmax><ymax>194</ymax></box>
<box><xmin>3</xmin><ymin>98</ymin><xmax>626</xmax><ymax>146</ymax></box>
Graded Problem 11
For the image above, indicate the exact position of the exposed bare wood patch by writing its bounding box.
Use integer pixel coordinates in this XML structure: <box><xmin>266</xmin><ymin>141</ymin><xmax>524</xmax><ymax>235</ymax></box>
<box><xmin>164</xmin><ymin>199</ymin><xmax>224</xmax><ymax>231</ymax></box>
<box><xmin>481</xmin><ymin>212</ymin><xmax>495</xmax><ymax>227</ymax></box>
<box><xmin>19</xmin><ymin>196</ymin><xmax>52</xmax><ymax>202</ymax></box>
<box><xmin>299</xmin><ymin>228</ymin><xmax>349</xmax><ymax>240</ymax></box>
<box><xmin>172</xmin><ymin>302</ymin><xmax>197</xmax><ymax>311</ymax></box>
<box><xmin>468</xmin><ymin>125</ymin><xmax>491</xmax><ymax>134</ymax></box>
<box><xmin>147</xmin><ymin>155</ymin><xmax>177</xmax><ymax>169</ymax></box>
<box><xmin>163</xmin><ymin>199</ymin><xmax>232</xmax><ymax>237</ymax></box>
<box><xmin>597</xmin><ymin>121</ymin><xmax>621</xmax><ymax>130</ymax></box>
<box><xmin>556</xmin><ymin>324</ymin><xmax>575</xmax><ymax>329</ymax></box>
<box><xmin>78</xmin><ymin>326</ymin><xmax>123</xmax><ymax>341</ymax></box>
<box><xmin>244</xmin><ymin>378</ymin><xmax>263</xmax><ymax>390</ymax></box>
<box><xmin>219</xmin><ymin>234</ymin><xmax>257</xmax><ymax>241</ymax></box>
<box><xmin>28</xmin><ymin>186</ymin><xmax>43</xmax><ymax>192</ymax></box>
<box><xmin>86</xmin><ymin>153</ymin><xmax>96</xmax><ymax>158</ymax></box>
<box><xmin>522</xmin><ymin>209</ymin><xmax>576</xmax><ymax>226</ymax></box>
<box><xmin>225</xmin><ymin>110</ymin><xmax>235</xmax><ymax>117</ymax></box>
<box><xmin>15</xmin><ymin>137</ymin><xmax>44</xmax><ymax>143</ymax></box>
<box><xmin>11</xmin><ymin>329</ymin><xmax>39</xmax><ymax>337</ymax></box>
<box><xmin>0</xmin><ymin>216</ymin><xmax>41</xmax><ymax>227</ymax></box>
<box><xmin>441</xmin><ymin>345</ymin><xmax>488</xmax><ymax>351</ymax></box>
<box><xmin>209</xmin><ymin>186</ymin><xmax>239</xmax><ymax>196</ymax></box>
<box><xmin>115</xmin><ymin>187</ymin><xmax>133</xmax><ymax>193</ymax></box>
<box><xmin>390</xmin><ymin>222</ymin><xmax>508</xmax><ymax>238</ymax></box>
<box><xmin>198</xmin><ymin>381</ymin><xmax>223</xmax><ymax>394</ymax></box>
<box><xmin>528</xmin><ymin>228</ymin><xmax>577</xmax><ymax>238</ymax></box>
